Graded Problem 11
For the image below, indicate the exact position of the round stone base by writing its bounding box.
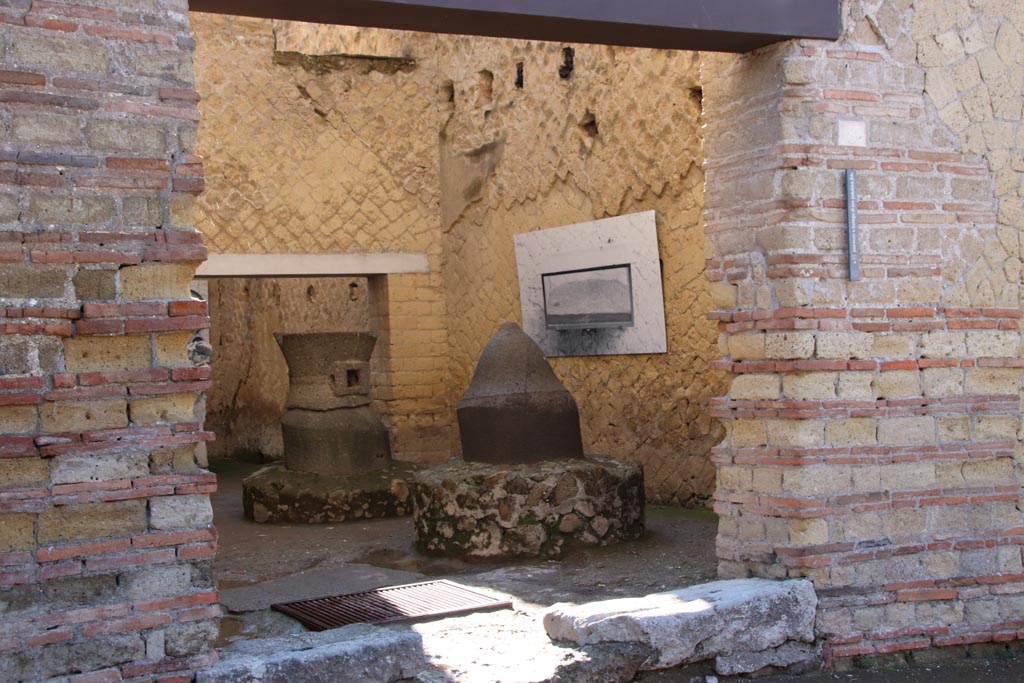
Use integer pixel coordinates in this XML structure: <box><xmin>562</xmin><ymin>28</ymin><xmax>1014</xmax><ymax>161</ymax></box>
<box><xmin>243</xmin><ymin>462</ymin><xmax>418</xmax><ymax>524</ymax></box>
<box><xmin>411</xmin><ymin>456</ymin><xmax>644</xmax><ymax>559</ymax></box>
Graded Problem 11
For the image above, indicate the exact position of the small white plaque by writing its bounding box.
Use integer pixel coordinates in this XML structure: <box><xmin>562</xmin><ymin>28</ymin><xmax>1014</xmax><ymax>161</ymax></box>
<box><xmin>837</xmin><ymin>119</ymin><xmax>867</xmax><ymax>147</ymax></box>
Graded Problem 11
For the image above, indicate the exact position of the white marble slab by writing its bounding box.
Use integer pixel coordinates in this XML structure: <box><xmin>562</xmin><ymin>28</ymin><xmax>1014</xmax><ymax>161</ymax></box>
<box><xmin>514</xmin><ymin>211</ymin><xmax>666</xmax><ymax>357</ymax></box>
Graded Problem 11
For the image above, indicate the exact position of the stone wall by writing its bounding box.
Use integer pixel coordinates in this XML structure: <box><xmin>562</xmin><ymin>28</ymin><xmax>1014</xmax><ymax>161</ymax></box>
<box><xmin>191</xmin><ymin>16</ymin><xmax>726</xmax><ymax>504</ymax></box>
<box><xmin>707</xmin><ymin>0</ymin><xmax>1024</xmax><ymax>662</ymax></box>
<box><xmin>0</xmin><ymin>0</ymin><xmax>217</xmax><ymax>680</ymax></box>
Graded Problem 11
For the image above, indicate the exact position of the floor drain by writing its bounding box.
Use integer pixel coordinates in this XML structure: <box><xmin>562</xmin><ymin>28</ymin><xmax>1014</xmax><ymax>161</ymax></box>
<box><xmin>271</xmin><ymin>579</ymin><xmax>513</xmax><ymax>630</ymax></box>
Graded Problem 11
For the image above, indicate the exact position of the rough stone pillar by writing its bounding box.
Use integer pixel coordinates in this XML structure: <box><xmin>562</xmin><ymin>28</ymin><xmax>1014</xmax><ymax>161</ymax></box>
<box><xmin>705</xmin><ymin>1</ymin><xmax>1024</xmax><ymax>663</ymax></box>
<box><xmin>0</xmin><ymin>1</ymin><xmax>217</xmax><ymax>680</ymax></box>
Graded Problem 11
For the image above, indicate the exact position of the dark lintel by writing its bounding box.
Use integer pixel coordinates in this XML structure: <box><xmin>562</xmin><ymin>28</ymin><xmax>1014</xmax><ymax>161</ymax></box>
<box><xmin>188</xmin><ymin>0</ymin><xmax>841</xmax><ymax>53</ymax></box>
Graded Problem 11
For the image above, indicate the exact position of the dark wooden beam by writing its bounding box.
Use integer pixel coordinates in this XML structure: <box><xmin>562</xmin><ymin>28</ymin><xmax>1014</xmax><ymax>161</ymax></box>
<box><xmin>188</xmin><ymin>0</ymin><xmax>841</xmax><ymax>53</ymax></box>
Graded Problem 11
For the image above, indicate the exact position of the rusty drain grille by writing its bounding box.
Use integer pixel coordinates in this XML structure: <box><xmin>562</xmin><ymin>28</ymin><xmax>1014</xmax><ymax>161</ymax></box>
<box><xmin>271</xmin><ymin>579</ymin><xmax>513</xmax><ymax>631</ymax></box>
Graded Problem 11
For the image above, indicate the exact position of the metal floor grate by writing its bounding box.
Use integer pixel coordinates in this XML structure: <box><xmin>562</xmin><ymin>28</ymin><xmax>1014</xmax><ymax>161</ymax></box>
<box><xmin>271</xmin><ymin>579</ymin><xmax>513</xmax><ymax>631</ymax></box>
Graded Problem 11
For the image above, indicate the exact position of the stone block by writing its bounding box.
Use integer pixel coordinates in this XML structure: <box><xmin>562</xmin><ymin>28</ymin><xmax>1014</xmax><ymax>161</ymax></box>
<box><xmin>788</xmin><ymin>518</ymin><xmax>828</xmax><ymax>546</ymax></box>
<box><xmin>871</xmin><ymin>370</ymin><xmax>920</xmax><ymax>399</ymax></box>
<box><xmin>921</xmin><ymin>332</ymin><xmax>967</xmax><ymax>358</ymax></box>
<box><xmin>154</xmin><ymin>332</ymin><xmax>195</xmax><ymax>368</ymax></box>
<box><xmin>149</xmin><ymin>494</ymin><xmax>213</xmax><ymax>531</ymax></box>
<box><xmin>871</xmin><ymin>335</ymin><xmax>912</xmax><ymax>358</ymax></box>
<box><xmin>169</xmin><ymin>194</ymin><xmax>196</xmax><ymax>228</ymax></box>
<box><xmin>165</xmin><ymin>620</ymin><xmax>218</xmax><ymax>657</ymax></box>
<box><xmin>150</xmin><ymin>444</ymin><xmax>199</xmax><ymax>474</ymax></box>
<box><xmin>880</xmin><ymin>462</ymin><xmax>936</xmax><ymax>491</ymax></box>
<box><xmin>710</xmin><ymin>282</ymin><xmax>737</xmax><ymax>309</ymax></box>
<box><xmin>877</xmin><ymin>417</ymin><xmax>934</xmax><ymax>444</ymax></box>
<box><xmin>816</xmin><ymin>332</ymin><xmax>872</xmax><ymax>359</ymax></box>
<box><xmin>196</xmin><ymin>624</ymin><xmax>426</xmax><ymax>683</ymax></box>
<box><xmin>0</xmin><ymin>458</ymin><xmax>48</xmax><ymax>487</ymax></box>
<box><xmin>730</xmin><ymin>374</ymin><xmax>781</xmax><ymax>400</ymax></box>
<box><xmin>123</xmin><ymin>196</ymin><xmax>162</xmax><ymax>228</ymax></box>
<box><xmin>975</xmin><ymin>415</ymin><xmax>1018</xmax><ymax>440</ymax></box>
<box><xmin>783</xmin><ymin>466</ymin><xmax>850</xmax><ymax>496</ymax></box>
<box><xmin>86</xmin><ymin>119</ymin><xmax>167</xmax><ymax>154</ymax></box>
<box><xmin>38</xmin><ymin>501</ymin><xmax>146</xmax><ymax>542</ymax></box>
<box><xmin>718</xmin><ymin>466</ymin><xmax>752</xmax><ymax>491</ymax></box>
<box><xmin>41</xmin><ymin>399</ymin><xmax>128</xmax><ymax>433</ymax></box>
<box><xmin>775</xmin><ymin>279</ymin><xmax>814</xmax><ymax>307</ymax></box>
<box><xmin>51</xmin><ymin>451</ymin><xmax>149</xmax><ymax>485</ymax></box>
<box><xmin>0</xmin><ymin>513</ymin><xmax>35</xmax><ymax>551</ymax></box>
<box><xmin>0</xmin><ymin>405</ymin><xmax>38</xmax><ymax>433</ymax></box>
<box><xmin>731</xmin><ymin>420</ymin><xmax>767</xmax><ymax>447</ymax></box>
<box><xmin>0</xmin><ymin>265</ymin><xmax>67</xmax><ymax>298</ymax></box>
<box><xmin>0</xmin><ymin>337</ymin><xmax>33</xmax><ymax>375</ymax></box>
<box><xmin>729</xmin><ymin>333</ymin><xmax>766</xmax><ymax>361</ymax></box>
<box><xmin>938</xmin><ymin>417</ymin><xmax>970</xmax><ymax>441</ymax></box>
<box><xmin>783</xmin><ymin>373</ymin><xmax>837</xmax><ymax>400</ymax></box>
<box><xmin>965</xmin><ymin>368</ymin><xmax>1022</xmax><ymax>395</ymax></box>
<box><xmin>963</xmin><ymin>458</ymin><xmax>1013</xmax><ymax>486</ymax></box>
<box><xmin>965</xmin><ymin>331</ymin><xmax>1020</xmax><ymax>357</ymax></box>
<box><xmin>922</xmin><ymin>368</ymin><xmax>964</xmax><ymax>396</ymax></box>
<box><xmin>64</xmin><ymin>335</ymin><xmax>151</xmax><ymax>372</ymax></box>
<box><xmin>0</xmin><ymin>194</ymin><xmax>18</xmax><ymax>223</ymax></box>
<box><xmin>130</xmin><ymin>393</ymin><xmax>197</xmax><ymax>425</ymax></box>
<box><xmin>121</xmin><ymin>263</ymin><xmax>197</xmax><ymax>301</ymax></box>
<box><xmin>825</xmin><ymin>418</ymin><xmax>877</xmax><ymax>446</ymax></box>
<box><xmin>120</xmin><ymin>565</ymin><xmax>192</xmax><ymax>601</ymax></box>
<box><xmin>12</xmin><ymin>112</ymin><xmax>81</xmax><ymax>145</ymax></box>
<box><xmin>765</xmin><ymin>332</ymin><xmax>815</xmax><ymax>360</ymax></box>
<box><xmin>73</xmin><ymin>269</ymin><xmax>117</xmax><ymax>301</ymax></box>
<box><xmin>543</xmin><ymin>578</ymin><xmax>817</xmax><ymax>671</ymax></box>
<box><xmin>11</xmin><ymin>28</ymin><xmax>109</xmax><ymax>74</ymax></box>
<box><xmin>837</xmin><ymin>372</ymin><xmax>874</xmax><ymax>400</ymax></box>
<box><xmin>766</xmin><ymin>420</ymin><xmax>824</xmax><ymax>447</ymax></box>
<box><xmin>27</xmin><ymin>193</ymin><xmax>116</xmax><ymax>226</ymax></box>
<box><xmin>36</xmin><ymin>634</ymin><xmax>145</xmax><ymax>680</ymax></box>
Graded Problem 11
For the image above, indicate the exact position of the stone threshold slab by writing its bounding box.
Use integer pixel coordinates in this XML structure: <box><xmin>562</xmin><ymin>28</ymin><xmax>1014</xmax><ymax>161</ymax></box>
<box><xmin>543</xmin><ymin>578</ymin><xmax>820</xmax><ymax>675</ymax></box>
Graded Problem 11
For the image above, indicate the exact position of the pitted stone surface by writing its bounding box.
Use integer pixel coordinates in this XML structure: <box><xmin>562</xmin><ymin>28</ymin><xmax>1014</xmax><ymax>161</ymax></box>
<box><xmin>457</xmin><ymin>322</ymin><xmax>584</xmax><ymax>465</ymax></box>
<box><xmin>411</xmin><ymin>456</ymin><xmax>643</xmax><ymax>559</ymax></box>
<box><xmin>542</xmin><ymin>578</ymin><xmax>817</xmax><ymax>672</ymax></box>
<box><xmin>196</xmin><ymin>624</ymin><xmax>425</xmax><ymax>683</ymax></box>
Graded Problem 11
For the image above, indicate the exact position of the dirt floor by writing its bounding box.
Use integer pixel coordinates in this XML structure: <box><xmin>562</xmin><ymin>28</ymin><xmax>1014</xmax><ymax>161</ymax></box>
<box><xmin>209</xmin><ymin>458</ymin><xmax>1024</xmax><ymax>682</ymax></box>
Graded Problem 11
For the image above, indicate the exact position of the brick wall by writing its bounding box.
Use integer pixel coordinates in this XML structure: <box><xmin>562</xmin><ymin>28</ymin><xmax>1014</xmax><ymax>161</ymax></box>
<box><xmin>0</xmin><ymin>1</ymin><xmax>217</xmax><ymax>680</ymax></box>
<box><xmin>706</xmin><ymin>0</ymin><xmax>1024</xmax><ymax>662</ymax></box>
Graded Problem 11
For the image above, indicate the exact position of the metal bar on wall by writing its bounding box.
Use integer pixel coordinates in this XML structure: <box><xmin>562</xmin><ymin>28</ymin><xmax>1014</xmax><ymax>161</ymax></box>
<box><xmin>846</xmin><ymin>169</ymin><xmax>861</xmax><ymax>282</ymax></box>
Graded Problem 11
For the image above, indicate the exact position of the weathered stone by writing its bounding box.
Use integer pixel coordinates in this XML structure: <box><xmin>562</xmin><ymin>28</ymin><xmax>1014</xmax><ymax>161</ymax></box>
<box><xmin>412</xmin><ymin>456</ymin><xmax>643</xmax><ymax>559</ymax></box>
<box><xmin>149</xmin><ymin>494</ymin><xmax>213</xmax><ymax>530</ymax></box>
<box><xmin>38</xmin><ymin>501</ymin><xmax>146</xmax><ymax>542</ymax></box>
<box><xmin>457</xmin><ymin>322</ymin><xmax>583</xmax><ymax>465</ymax></box>
<box><xmin>195</xmin><ymin>624</ymin><xmax>426</xmax><ymax>683</ymax></box>
<box><xmin>714</xmin><ymin>640</ymin><xmax>822</xmax><ymax>676</ymax></box>
<box><xmin>543</xmin><ymin>578</ymin><xmax>816</xmax><ymax>671</ymax></box>
<box><xmin>243</xmin><ymin>462</ymin><xmax>417</xmax><ymax>524</ymax></box>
